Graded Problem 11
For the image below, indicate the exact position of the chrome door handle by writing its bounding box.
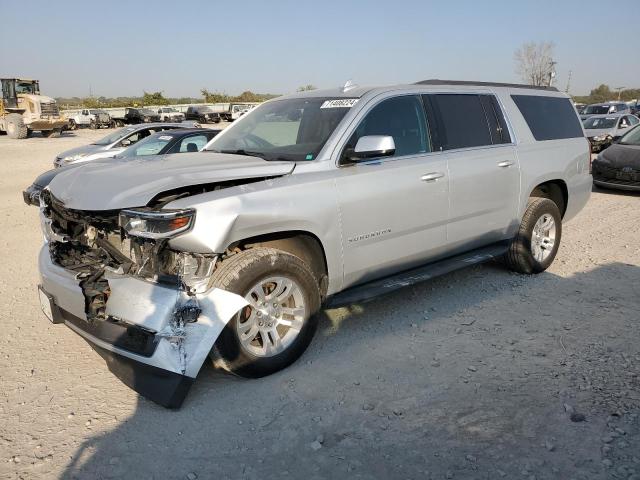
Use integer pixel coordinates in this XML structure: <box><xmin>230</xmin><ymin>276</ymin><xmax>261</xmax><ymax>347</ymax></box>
<box><xmin>497</xmin><ymin>161</ymin><xmax>514</xmax><ymax>168</ymax></box>
<box><xmin>420</xmin><ymin>172</ymin><xmax>445</xmax><ymax>182</ymax></box>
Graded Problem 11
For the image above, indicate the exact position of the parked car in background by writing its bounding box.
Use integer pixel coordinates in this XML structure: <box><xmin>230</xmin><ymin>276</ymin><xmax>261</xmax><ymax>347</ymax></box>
<box><xmin>67</xmin><ymin>109</ymin><xmax>111</xmax><ymax>130</ymax></box>
<box><xmin>157</xmin><ymin>107</ymin><xmax>185</xmax><ymax>122</ymax></box>
<box><xmin>574</xmin><ymin>103</ymin><xmax>586</xmax><ymax>115</ymax></box>
<box><xmin>53</xmin><ymin>122</ymin><xmax>199</xmax><ymax>167</ymax></box>
<box><xmin>32</xmin><ymin>80</ymin><xmax>591</xmax><ymax>407</ymax></box>
<box><xmin>592</xmin><ymin>123</ymin><xmax>640</xmax><ymax>191</ymax></box>
<box><xmin>219</xmin><ymin>103</ymin><xmax>254</xmax><ymax>122</ymax></box>
<box><xmin>630</xmin><ymin>103</ymin><xmax>640</xmax><ymax>116</ymax></box>
<box><xmin>581</xmin><ymin>102</ymin><xmax>631</xmax><ymax>121</ymax></box>
<box><xmin>583</xmin><ymin>114</ymin><xmax>640</xmax><ymax>152</ymax></box>
<box><xmin>185</xmin><ymin>105</ymin><xmax>221</xmax><ymax>124</ymax></box>
<box><xmin>124</xmin><ymin>107</ymin><xmax>161</xmax><ymax>124</ymax></box>
<box><xmin>116</xmin><ymin>128</ymin><xmax>220</xmax><ymax>158</ymax></box>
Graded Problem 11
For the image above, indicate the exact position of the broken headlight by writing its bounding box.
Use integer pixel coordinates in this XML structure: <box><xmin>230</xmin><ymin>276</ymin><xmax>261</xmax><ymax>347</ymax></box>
<box><xmin>119</xmin><ymin>208</ymin><xmax>195</xmax><ymax>239</ymax></box>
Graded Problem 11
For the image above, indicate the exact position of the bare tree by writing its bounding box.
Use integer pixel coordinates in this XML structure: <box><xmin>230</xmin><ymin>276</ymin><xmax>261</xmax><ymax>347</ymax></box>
<box><xmin>297</xmin><ymin>84</ymin><xmax>317</xmax><ymax>92</ymax></box>
<box><xmin>514</xmin><ymin>42</ymin><xmax>556</xmax><ymax>86</ymax></box>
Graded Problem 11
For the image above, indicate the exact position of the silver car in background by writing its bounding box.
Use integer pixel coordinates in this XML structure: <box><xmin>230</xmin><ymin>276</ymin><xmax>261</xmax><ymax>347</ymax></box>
<box><xmin>583</xmin><ymin>114</ymin><xmax>640</xmax><ymax>152</ymax></box>
<box><xmin>35</xmin><ymin>80</ymin><xmax>591</xmax><ymax>407</ymax></box>
<box><xmin>53</xmin><ymin>122</ymin><xmax>200</xmax><ymax>167</ymax></box>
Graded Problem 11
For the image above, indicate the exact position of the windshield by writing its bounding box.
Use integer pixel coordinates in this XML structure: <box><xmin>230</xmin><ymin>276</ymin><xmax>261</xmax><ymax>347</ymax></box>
<box><xmin>118</xmin><ymin>133</ymin><xmax>174</xmax><ymax>158</ymax></box>
<box><xmin>15</xmin><ymin>81</ymin><xmax>37</xmax><ymax>94</ymax></box>
<box><xmin>92</xmin><ymin>127</ymin><xmax>137</xmax><ymax>145</ymax></box>
<box><xmin>197</xmin><ymin>106</ymin><xmax>213</xmax><ymax>113</ymax></box>
<box><xmin>584</xmin><ymin>105</ymin><xmax>611</xmax><ymax>115</ymax></box>
<box><xmin>583</xmin><ymin>117</ymin><xmax>617</xmax><ymax>129</ymax></box>
<box><xmin>206</xmin><ymin>97</ymin><xmax>354</xmax><ymax>161</ymax></box>
<box><xmin>140</xmin><ymin>109</ymin><xmax>155</xmax><ymax>115</ymax></box>
<box><xmin>619</xmin><ymin>125</ymin><xmax>640</xmax><ymax>145</ymax></box>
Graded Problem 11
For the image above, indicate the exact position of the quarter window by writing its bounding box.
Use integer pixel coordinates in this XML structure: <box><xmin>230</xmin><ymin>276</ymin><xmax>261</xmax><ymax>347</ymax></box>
<box><xmin>512</xmin><ymin>95</ymin><xmax>584</xmax><ymax>141</ymax></box>
<box><xmin>345</xmin><ymin>95</ymin><xmax>429</xmax><ymax>159</ymax></box>
<box><xmin>423</xmin><ymin>94</ymin><xmax>493</xmax><ymax>150</ymax></box>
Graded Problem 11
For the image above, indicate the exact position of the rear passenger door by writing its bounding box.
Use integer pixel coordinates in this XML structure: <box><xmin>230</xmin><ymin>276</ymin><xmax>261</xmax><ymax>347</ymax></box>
<box><xmin>423</xmin><ymin>93</ymin><xmax>520</xmax><ymax>249</ymax></box>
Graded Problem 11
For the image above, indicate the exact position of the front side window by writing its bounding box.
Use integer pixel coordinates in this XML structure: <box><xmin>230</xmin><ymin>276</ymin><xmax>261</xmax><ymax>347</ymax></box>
<box><xmin>120</xmin><ymin>134</ymin><xmax>174</xmax><ymax>157</ymax></box>
<box><xmin>424</xmin><ymin>94</ymin><xmax>493</xmax><ymax>150</ymax></box>
<box><xmin>171</xmin><ymin>134</ymin><xmax>210</xmax><ymax>153</ymax></box>
<box><xmin>344</xmin><ymin>95</ymin><xmax>429</xmax><ymax>159</ymax></box>
<box><xmin>207</xmin><ymin>97</ymin><xmax>353</xmax><ymax>161</ymax></box>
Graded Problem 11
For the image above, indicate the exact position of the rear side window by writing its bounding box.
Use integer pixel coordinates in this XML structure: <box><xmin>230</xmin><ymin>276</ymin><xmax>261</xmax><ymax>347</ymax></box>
<box><xmin>423</xmin><ymin>94</ymin><xmax>496</xmax><ymax>151</ymax></box>
<box><xmin>511</xmin><ymin>95</ymin><xmax>583</xmax><ymax>141</ymax></box>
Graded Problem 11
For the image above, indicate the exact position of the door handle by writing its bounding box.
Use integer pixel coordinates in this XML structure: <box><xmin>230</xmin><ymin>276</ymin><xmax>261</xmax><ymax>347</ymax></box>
<box><xmin>497</xmin><ymin>161</ymin><xmax>514</xmax><ymax>168</ymax></box>
<box><xmin>420</xmin><ymin>172</ymin><xmax>445</xmax><ymax>182</ymax></box>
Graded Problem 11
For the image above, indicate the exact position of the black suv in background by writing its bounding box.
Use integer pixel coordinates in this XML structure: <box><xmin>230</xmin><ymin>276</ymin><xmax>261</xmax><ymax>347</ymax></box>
<box><xmin>124</xmin><ymin>107</ymin><xmax>161</xmax><ymax>124</ymax></box>
<box><xmin>185</xmin><ymin>105</ymin><xmax>221</xmax><ymax>124</ymax></box>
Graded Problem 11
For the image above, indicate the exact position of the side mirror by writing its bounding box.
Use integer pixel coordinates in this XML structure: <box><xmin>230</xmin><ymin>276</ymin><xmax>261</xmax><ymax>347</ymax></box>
<box><xmin>348</xmin><ymin>135</ymin><xmax>396</xmax><ymax>161</ymax></box>
<box><xmin>620</xmin><ymin>124</ymin><xmax>628</xmax><ymax>129</ymax></box>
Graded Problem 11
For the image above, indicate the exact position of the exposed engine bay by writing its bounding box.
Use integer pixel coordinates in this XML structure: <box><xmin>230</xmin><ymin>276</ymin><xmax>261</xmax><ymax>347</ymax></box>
<box><xmin>41</xmin><ymin>189</ymin><xmax>216</xmax><ymax>322</ymax></box>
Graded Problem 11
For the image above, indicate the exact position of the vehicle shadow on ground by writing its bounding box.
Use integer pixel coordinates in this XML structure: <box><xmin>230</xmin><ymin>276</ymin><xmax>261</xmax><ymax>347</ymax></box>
<box><xmin>61</xmin><ymin>261</ymin><xmax>640</xmax><ymax>480</ymax></box>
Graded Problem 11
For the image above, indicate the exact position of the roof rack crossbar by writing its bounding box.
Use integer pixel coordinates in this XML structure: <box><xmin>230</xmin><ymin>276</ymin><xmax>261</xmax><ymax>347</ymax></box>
<box><xmin>414</xmin><ymin>79</ymin><xmax>559</xmax><ymax>92</ymax></box>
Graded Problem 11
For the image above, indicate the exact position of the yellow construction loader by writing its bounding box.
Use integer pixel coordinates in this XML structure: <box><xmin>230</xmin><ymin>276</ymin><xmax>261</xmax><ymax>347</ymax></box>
<box><xmin>0</xmin><ymin>78</ymin><xmax>67</xmax><ymax>138</ymax></box>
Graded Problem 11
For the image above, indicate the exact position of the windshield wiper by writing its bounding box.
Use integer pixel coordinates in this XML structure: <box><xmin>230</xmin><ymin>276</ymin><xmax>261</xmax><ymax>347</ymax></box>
<box><xmin>215</xmin><ymin>149</ymin><xmax>268</xmax><ymax>159</ymax></box>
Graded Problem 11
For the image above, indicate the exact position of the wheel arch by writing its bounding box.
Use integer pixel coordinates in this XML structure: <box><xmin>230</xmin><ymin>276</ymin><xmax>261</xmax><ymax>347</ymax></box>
<box><xmin>528</xmin><ymin>179</ymin><xmax>568</xmax><ymax>218</ymax></box>
<box><xmin>226</xmin><ymin>230</ymin><xmax>329</xmax><ymax>298</ymax></box>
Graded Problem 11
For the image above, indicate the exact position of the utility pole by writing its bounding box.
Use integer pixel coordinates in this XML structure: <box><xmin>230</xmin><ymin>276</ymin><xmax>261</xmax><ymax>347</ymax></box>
<box><xmin>615</xmin><ymin>87</ymin><xmax>626</xmax><ymax>101</ymax></box>
<box><xmin>565</xmin><ymin>70</ymin><xmax>572</xmax><ymax>94</ymax></box>
<box><xmin>548</xmin><ymin>60</ymin><xmax>557</xmax><ymax>87</ymax></box>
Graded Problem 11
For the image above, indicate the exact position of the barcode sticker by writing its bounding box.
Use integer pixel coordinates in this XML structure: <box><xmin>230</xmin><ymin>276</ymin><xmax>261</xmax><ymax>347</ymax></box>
<box><xmin>320</xmin><ymin>99</ymin><xmax>359</xmax><ymax>109</ymax></box>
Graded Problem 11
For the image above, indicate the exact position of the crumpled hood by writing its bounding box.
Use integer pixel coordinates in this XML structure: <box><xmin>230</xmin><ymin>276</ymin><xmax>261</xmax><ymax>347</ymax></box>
<box><xmin>584</xmin><ymin>128</ymin><xmax>614</xmax><ymax>138</ymax></box>
<box><xmin>47</xmin><ymin>152</ymin><xmax>295</xmax><ymax>210</ymax></box>
<box><xmin>597</xmin><ymin>143</ymin><xmax>640</xmax><ymax>168</ymax></box>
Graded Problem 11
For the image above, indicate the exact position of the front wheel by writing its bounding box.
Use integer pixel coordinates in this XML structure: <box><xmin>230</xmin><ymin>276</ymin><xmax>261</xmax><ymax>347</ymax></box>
<box><xmin>504</xmin><ymin>198</ymin><xmax>562</xmax><ymax>274</ymax></box>
<box><xmin>209</xmin><ymin>247</ymin><xmax>321</xmax><ymax>378</ymax></box>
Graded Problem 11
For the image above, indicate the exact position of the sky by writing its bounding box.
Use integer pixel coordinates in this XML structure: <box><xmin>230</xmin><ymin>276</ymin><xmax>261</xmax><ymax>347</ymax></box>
<box><xmin>1</xmin><ymin>0</ymin><xmax>638</xmax><ymax>98</ymax></box>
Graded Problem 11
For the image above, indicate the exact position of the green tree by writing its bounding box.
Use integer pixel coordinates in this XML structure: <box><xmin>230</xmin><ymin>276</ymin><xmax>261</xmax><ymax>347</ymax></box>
<box><xmin>297</xmin><ymin>84</ymin><xmax>317</xmax><ymax>92</ymax></box>
<box><xmin>142</xmin><ymin>91</ymin><xmax>169</xmax><ymax>106</ymax></box>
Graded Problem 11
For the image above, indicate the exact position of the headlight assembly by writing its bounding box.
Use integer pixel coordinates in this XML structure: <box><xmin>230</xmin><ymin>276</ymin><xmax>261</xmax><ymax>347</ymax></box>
<box><xmin>119</xmin><ymin>208</ymin><xmax>195</xmax><ymax>239</ymax></box>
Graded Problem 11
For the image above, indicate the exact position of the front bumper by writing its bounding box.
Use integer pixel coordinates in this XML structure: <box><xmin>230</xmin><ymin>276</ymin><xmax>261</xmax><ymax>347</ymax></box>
<box><xmin>38</xmin><ymin>246</ymin><xmax>247</xmax><ymax>407</ymax></box>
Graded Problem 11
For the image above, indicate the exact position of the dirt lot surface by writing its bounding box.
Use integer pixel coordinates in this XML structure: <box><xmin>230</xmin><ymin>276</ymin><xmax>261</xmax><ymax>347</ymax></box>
<box><xmin>0</xmin><ymin>129</ymin><xmax>639</xmax><ymax>480</ymax></box>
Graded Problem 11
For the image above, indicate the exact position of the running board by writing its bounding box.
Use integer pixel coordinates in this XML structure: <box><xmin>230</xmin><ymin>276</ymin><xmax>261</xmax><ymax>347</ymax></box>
<box><xmin>325</xmin><ymin>243</ymin><xmax>509</xmax><ymax>308</ymax></box>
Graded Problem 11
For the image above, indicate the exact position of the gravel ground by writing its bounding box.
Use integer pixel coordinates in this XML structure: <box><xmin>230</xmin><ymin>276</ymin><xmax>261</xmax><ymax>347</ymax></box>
<box><xmin>0</xmin><ymin>129</ymin><xmax>639</xmax><ymax>480</ymax></box>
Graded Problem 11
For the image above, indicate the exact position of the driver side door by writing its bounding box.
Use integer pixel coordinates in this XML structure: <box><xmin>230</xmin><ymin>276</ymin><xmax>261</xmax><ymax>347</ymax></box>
<box><xmin>334</xmin><ymin>94</ymin><xmax>450</xmax><ymax>289</ymax></box>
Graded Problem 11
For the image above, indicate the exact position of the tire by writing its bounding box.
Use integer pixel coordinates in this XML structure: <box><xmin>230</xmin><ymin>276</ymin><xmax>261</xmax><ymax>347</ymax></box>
<box><xmin>68</xmin><ymin>119</ymin><xmax>77</xmax><ymax>130</ymax></box>
<box><xmin>209</xmin><ymin>247</ymin><xmax>321</xmax><ymax>378</ymax></box>
<box><xmin>504</xmin><ymin>198</ymin><xmax>562</xmax><ymax>274</ymax></box>
<box><xmin>5</xmin><ymin>113</ymin><xmax>28</xmax><ymax>139</ymax></box>
<box><xmin>89</xmin><ymin>119</ymin><xmax>97</xmax><ymax>130</ymax></box>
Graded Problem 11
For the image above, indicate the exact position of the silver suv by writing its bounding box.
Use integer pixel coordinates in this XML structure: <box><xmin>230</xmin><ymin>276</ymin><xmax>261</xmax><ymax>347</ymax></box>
<box><xmin>35</xmin><ymin>80</ymin><xmax>592</xmax><ymax>407</ymax></box>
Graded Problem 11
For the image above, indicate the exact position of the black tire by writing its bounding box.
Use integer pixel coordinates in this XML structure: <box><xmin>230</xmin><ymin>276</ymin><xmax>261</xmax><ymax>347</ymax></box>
<box><xmin>210</xmin><ymin>247</ymin><xmax>321</xmax><ymax>378</ymax></box>
<box><xmin>68</xmin><ymin>119</ymin><xmax>77</xmax><ymax>131</ymax></box>
<box><xmin>504</xmin><ymin>198</ymin><xmax>562</xmax><ymax>274</ymax></box>
<box><xmin>89</xmin><ymin>119</ymin><xmax>97</xmax><ymax>130</ymax></box>
<box><xmin>5</xmin><ymin>113</ymin><xmax>28</xmax><ymax>139</ymax></box>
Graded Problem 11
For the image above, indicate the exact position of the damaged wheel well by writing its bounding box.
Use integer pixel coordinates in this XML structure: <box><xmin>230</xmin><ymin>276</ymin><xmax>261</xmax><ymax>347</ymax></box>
<box><xmin>227</xmin><ymin>231</ymin><xmax>329</xmax><ymax>297</ymax></box>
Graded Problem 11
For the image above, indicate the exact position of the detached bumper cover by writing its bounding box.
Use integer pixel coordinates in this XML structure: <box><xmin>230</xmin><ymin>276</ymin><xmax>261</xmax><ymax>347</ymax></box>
<box><xmin>38</xmin><ymin>246</ymin><xmax>247</xmax><ymax>407</ymax></box>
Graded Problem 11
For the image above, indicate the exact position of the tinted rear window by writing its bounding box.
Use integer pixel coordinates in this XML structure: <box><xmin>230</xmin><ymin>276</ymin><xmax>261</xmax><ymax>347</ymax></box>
<box><xmin>511</xmin><ymin>95</ymin><xmax>583</xmax><ymax>141</ymax></box>
<box><xmin>423</xmin><ymin>94</ymin><xmax>493</xmax><ymax>150</ymax></box>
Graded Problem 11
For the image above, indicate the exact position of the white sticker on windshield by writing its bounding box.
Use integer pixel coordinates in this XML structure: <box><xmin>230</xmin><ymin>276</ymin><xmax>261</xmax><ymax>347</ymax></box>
<box><xmin>320</xmin><ymin>99</ymin><xmax>359</xmax><ymax>109</ymax></box>
<box><xmin>158</xmin><ymin>135</ymin><xmax>173</xmax><ymax>140</ymax></box>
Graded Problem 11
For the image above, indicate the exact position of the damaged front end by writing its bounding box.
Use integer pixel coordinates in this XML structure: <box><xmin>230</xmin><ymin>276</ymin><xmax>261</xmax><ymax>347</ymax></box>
<box><xmin>37</xmin><ymin>189</ymin><xmax>247</xmax><ymax>407</ymax></box>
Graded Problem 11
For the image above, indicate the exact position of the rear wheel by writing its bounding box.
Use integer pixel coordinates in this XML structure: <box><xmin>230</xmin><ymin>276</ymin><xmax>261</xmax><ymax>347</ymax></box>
<box><xmin>68</xmin><ymin>119</ymin><xmax>77</xmax><ymax>130</ymax></box>
<box><xmin>89</xmin><ymin>119</ymin><xmax>97</xmax><ymax>129</ymax></box>
<box><xmin>5</xmin><ymin>113</ymin><xmax>28</xmax><ymax>139</ymax></box>
<box><xmin>209</xmin><ymin>247</ymin><xmax>321</xmax><ymax>378</ymax></box>
<box><xmin>504</xmin><ymin>198</ymin><xmax>562</xmax><ymax>274</ymax></box>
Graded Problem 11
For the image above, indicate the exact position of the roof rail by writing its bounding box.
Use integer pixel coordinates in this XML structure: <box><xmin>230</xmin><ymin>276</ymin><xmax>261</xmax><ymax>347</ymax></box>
<box><xmin>414</xmin><ymin>79</ymin><xmax>559</xmax><ymax>92</ymax></box>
